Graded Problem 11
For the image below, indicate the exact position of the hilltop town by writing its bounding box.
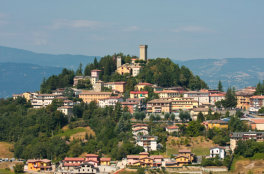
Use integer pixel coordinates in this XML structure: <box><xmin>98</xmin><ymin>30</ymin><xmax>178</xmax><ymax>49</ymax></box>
<box><xmin>1</xmin><ymin>45</ymin><xmax>264</xmax><ymax>174</ymax></box>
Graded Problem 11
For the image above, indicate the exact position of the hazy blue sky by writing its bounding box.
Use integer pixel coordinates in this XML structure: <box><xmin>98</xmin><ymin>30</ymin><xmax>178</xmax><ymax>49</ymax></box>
<box><xmin>0</xmin><ymin>0</ymin><xmax>264</xmax><ymax>60</ymax></box>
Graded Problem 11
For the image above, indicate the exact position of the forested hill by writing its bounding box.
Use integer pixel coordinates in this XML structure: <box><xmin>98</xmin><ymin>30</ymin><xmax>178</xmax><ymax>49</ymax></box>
<box><xmin>40</xmin><ymin>55</ymin><xmax>208</xmax><ymax>94</ymax></box>
<box><xmin>0</xmin><ymin>46</ymin><xmax>98</xmax><ymax>69</ymax></box>
<box><xmin>174</xmin><ymin>58</ymin><xmax>264</xmax><ymax>90</ymax></box>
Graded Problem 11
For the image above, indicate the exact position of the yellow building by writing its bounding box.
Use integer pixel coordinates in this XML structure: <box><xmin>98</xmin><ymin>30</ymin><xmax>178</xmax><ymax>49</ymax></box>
<box><xmin>27</xmin><ymin>159</ymin><xmax>52</xmax><ymax>172</ymax></box>
<box><xmin>154</xmin><ymin>90</ymin><xmax>180</xmax><ymax>98</ymax></box>
<box><xmin>236</xmin><ymin>93</ymin><xmax>252</xmax><ymax>110</ymax></box>
<box><xmin>170</xmin><ymin>97</ymin><xmax>198</xmax><ymax>111</ymax></box>
<box><xmin>204</xmin><ymin>120</ymin><xmax>229</xmax><ymax>129</ymax></box>
<box><xmin>178</xmin><ymin>149</ymin><xmax>194</xmax><ymax>162</ymax></box>
<box><xmin>100</xmin><ymin>158</ymin><xmax>111</xmax><ymax>166</ymax></box>
<box><xmin>104</xmin><ymin>82</ymin><xmax>126</xmax><ymax>93</ymax></box>
<box><xmin>130</xmin><ymin>91</ymin><xmax>148</xmax><ymax>99</ymax></box>
<box><xmin>79</xmin><ymin>90</ymin><xmax>112</xmax><ymax>103</ymax></box>
<box><xmin>135</xmin><ymin>83</ymin><xmax>153</xmax><ymax>91</ymax></box>
<box><xmin>147</xmin><ymin>99</ymin><xmax>171</xmax><ymax>113</ymax></box>
<box><xmin>116</xmin><ymin>64</ymin><xmax>132</xmax><ymax>75</ymax></box>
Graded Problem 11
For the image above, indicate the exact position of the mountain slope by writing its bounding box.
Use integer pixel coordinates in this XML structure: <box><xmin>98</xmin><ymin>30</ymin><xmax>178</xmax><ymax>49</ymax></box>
<box><xmin>175</xmin><ymin>58</ymin><xmax>264</xmax><ymax>90</ymax></box>
<box><xmin>0</xmin><ymin>46</ymin><xmax>99</xmax><ymax>69</ymax></box>
<box><xmin>0</xmin><ymin>63</ymin><xmax>62</xmax><ymax>98</ymax></box>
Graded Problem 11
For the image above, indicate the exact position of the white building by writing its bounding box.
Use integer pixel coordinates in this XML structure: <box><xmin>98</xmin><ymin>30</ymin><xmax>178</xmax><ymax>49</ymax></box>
<box><xmin>31</xmin><ymin>94</ymin><xmax>57</xmax><ymax>108</ymax></box>
<box><xmin>98</xmin><ymin>96</ymin><xmax>124</xmax><ymax>108</ymax></box>
<box><xmin>183</xmin><ymin>91</ymin><xmax>209</xmax><ymax>106</ymax></box>
<box><xmin>131</xmin><ymin>66</ymin><xmax>141</xmax><ymax>77</ymax></box>
<box><xmin>132</xmin><ymin>128</ymin><xmax>148</xmax><ymax>139</ymax></box>
<box><xmin>210</xmin><ymin>147</ymin><xmax>225</xmax><ymax>159</ymax></box>
<box><xmin>57</xmin><ymin>106</ymin><xmax>73</xmax><ymax>116</ymax></box>
<box><xmin>209</xmin><ymin>93</ymin><xmax>225</xmax><ymax>105</ymax></box>
<box><xmin>136</xmin><ymin>135</ymin><xmax>157</xmax><ymax>152</ymax></box>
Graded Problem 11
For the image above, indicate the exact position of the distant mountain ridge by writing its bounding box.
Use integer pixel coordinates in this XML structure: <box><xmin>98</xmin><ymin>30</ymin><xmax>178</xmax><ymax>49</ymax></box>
<box><xmin>174</xmin><ymin>58</ymin><xmax>264</xmax><ymax>90</ymax></box>
<box><xmin>0</xmin><ymin>62</ymin><xmax>62</xmax><ymax>98</ymax></box>
<box><xmin>0</xmin><ymin>46</ymin><xmax>99</xmax><ymax>69</ymax></box>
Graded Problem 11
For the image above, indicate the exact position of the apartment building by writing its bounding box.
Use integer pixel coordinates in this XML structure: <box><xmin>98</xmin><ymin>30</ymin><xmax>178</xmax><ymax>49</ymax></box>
<box><xmin>79</xmin><ymin>90</ymin><xmax>112</xmax><ymax>103</ymax></box>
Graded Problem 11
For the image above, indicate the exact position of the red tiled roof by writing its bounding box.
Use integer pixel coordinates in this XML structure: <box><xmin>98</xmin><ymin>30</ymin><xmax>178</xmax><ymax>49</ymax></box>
<box><xmin>166</xmin><ymin>126</ymin><xmax>179</xmax><ymax>129</ymax></box>
<box><xmin>251</xmin><ymin>95</ymin><xmax>264</xmax><ymax>99</ymax></box>
<box><xmin>85</xmin><ymin>154</ymin><xmax>98</xmax><ymax>157</ymax></box>
<box><xmin>133</xmin><ymin>127</ymin><xmax>148</xmax><ymax>131</ymax></box>
<box><xmin>132</xmin><ymin>124</ymin><xmax>148</xmax><ymax>127</ymax></box>
<box><xmin>209</xmin><ymin>93</ymin><xmax>225</xmax><ymax>97</ymax></box>
<box><xmin>27</xmin><ymin>159</ymin><xmax>51</xmax><ymax>163</ymax></box>
<box><xmin>130</xmin><ymin>91</ymin><xmax>148</xmax><ymax>94</ymax></box>
<box><xmin>91</xmin><ymin>69</ymin><xmax>102</xmax><ymax>72</ymax></box>
<box><xmin>64</xmin><ymin>157</ymin><xmax>84</xmax><ymax>161</ymax></box>
<box><xmin>250</xmin><ymin>119</ymin><xmax>264</xmax><ymax>124</ymax></box>
<box><xmin>100</xmin><ymin>158</ymin><xmax>111</xmax><ymax>162</ymax></box>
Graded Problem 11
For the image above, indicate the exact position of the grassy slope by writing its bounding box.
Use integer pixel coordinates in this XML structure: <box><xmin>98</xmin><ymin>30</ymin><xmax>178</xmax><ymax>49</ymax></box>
<box><xmin>231</xmin><ymin>155</ymin><xmax>264</xmax><ymax>173</ymax></box>
<box><xmin>0</xmin><ymin>142</ymin><xmax>14</xmax><ymax>158</ymax></box>
<box><xmin>56</xmin><ymin>126</ymin><xmax>96</xmax><ymax>141</ymax></box>
<box><xmin>0</xmin><ymin>169</ymin><xmax>14</xmax><ymax>174</ymax></box>
<box><xmin>165</xmin><ymin>136</ymin><xmax>215</xmax><ymax>157</ymax></box>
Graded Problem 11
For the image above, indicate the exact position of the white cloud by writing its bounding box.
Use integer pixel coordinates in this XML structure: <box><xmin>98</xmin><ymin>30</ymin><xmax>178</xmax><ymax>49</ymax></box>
<box><xmin>48</xmin><ymin>19</ymin><xmax>103</xmax><ymax>30</ymax></box>
<box><xmin>171</xmin><ymin>26</ymin><xmax>214</xmax><ymax>33</ymax></box>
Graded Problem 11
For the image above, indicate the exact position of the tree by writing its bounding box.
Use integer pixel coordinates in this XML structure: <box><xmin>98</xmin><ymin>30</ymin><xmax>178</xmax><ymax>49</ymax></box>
<box><xmin>165</xmin><ymin>113</ymin><xmax>170</xmax><ymax>120</ymax></box>
<box><xmin>186</xmin><ymin>121</ymin><xmax>205</xmax><ymax>137</ymax></box>
<box><xmin>197</xmin><ymin>112</ymin><xmax>205</xmax><ymax>122</ymax></box>
<box><xmin>222</xmin><ymin>87</ymin><xmax>237</xmax><ymax>109</ymax></box>
<box><xmin>259</xmin><ymin>107</ymin><xmax>264</xmax><ymax>114</ymax></box>
<box><xmin>14</xmin><ymin>164</ymin><xmax>24</xmax><ymax>173</ymax></box>
<box><xmin>170</xmin><ymin>113</ymin><xmax>175</xmax><ymax>121</ymax></box>
<box><xmin>76</xmin><ymin>63</ymin><xmax>83</xmax><ymax>76</ymax></box>
<box><xmin>179</xmin><ymin>111</ymin><xmax>191</xmax><ymax>123</ymax></box>
<box><xmin>218</xmin><ymin>80</ymin><xmax>223</xmax><ymax>92</ymax></box>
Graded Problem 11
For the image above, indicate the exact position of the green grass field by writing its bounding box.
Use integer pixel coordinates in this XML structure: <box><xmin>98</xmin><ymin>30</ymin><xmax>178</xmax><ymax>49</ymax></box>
<box><xmin>56</xmin><ymin>127</ymin><xmax>86</xmax><ymax>137</ymax></box>
<box><xmin>0</xmin><ymin>169</ymin><xmax>14</xmax><ymax>174</ymax></box>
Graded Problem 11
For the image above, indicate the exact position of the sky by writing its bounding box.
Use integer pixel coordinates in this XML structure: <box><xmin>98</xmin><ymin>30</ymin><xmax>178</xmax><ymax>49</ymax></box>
<box><xmin>0</xmin><ymin>0</ymin><xmax>264</xmax><ymax>60</ymax></box>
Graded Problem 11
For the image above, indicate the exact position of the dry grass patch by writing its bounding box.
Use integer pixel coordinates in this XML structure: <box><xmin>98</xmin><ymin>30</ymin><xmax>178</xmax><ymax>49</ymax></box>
<box><xmin>232</xmin><ymin>159</ymin><xmax>264</xmax><ymax>174</ymax></box>
<box><xmin>0</xmin><ymin>142</ymin><xmax>14</xmax><ymax>158</ymax></box>
<box><xmin>165</xmin><ymin>136</ymin><xmax>215</xmax><ymax>157</ymax></box>
<box><xmin>57</xmin><ymin>126</ymin><xmax>95</xmax><ymax>141</ymax></box>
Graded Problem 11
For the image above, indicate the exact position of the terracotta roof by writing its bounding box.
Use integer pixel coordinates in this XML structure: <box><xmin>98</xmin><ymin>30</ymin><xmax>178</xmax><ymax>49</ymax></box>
<box><xmin>133</xmin><ymin>127</ymin><xmax>148</xmax><ymax>131</ymax></box>
<box><xmin>85</xmin><ymin>154</ymin><xmax>98</xmax><ymax>157</ymax></box>
<box><xmin>130</xmin><ymin>91</ymin><xmax>148</xmax><ymax>94</ymax></box>
<box><xmin>148</xmin><ymin>99</ymin><xmax>171</xmax><ymax>104</ymax></box>
<box><xmin>27</xmin><ymin>159</ymin><xmax>51</xmax><ymax>163</ymax></box>
<box><xmin>250</xmin><ymin>119</ymin><xmax>264</xmax><ymax>124</ymax></box>
<box><xmin>91</xmin><ymin>69</ymin><xmax>102</xmax><ymax>72</ymax></box>
<box><xmin>132</xmin><ymin>124</ymin><xmax>148</xmax><ymax>127</ymax></box>
<box><xmin>64</xmin><ymin>157</ymin><xmax>85</xmax><ymax>161</ymax></box>
<box><xmin>100</xmin><ymin>158</ymin><xmax>111</xmax><ymax>162</ymax></box>
<box><xmin>166</xmin><ymin>126</ymin><xmax>179</xmax><ymax>129</ymax></box>
<box><xmin>121</xmin><ymin>102</ymin><xmax>138</xmax><ymax>105</ymax></box>
<box><xmin>178</xmin><ymin>149</ymin><xmax>191</xmax><ymax>153</ymax></box>
<box><xmin>251</xmin><ymin>95</ymin><xmax>264</xmax><ymax>99</ymax></box>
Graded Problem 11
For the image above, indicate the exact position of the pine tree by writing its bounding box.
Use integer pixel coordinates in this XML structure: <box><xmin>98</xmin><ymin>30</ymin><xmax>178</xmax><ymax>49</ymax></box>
<box><xmin>76</xmin><ymin>63</ymin><xmax>83</xmax><ymax>76</ymax></box>
<box><xmin>218</xmin><ymin>80</ymin><xmax>223</xmax><ymax>92</ymax></box>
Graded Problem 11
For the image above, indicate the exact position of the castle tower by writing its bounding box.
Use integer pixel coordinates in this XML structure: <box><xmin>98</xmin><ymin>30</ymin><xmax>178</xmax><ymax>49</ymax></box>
<box><xmin>117</xmin><ymin>56</ymin><xmax>122</xmax><ymax>68</ymax></box>
<box><xmin>90</xmin><ymin>69</ymin><xmax>101</xmax><ymax>84</ymax></box>
<box><xmin>139</xmin><ymin>45</ymin><xmax>148</xmax><ymax>61</ymax></box>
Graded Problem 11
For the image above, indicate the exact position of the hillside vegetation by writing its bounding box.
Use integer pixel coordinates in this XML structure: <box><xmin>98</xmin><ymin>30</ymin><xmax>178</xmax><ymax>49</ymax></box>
<box><xmin>0</xmin><ymin>142</ymin><xmax>14</xmax><ymax>158</ymax></box>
